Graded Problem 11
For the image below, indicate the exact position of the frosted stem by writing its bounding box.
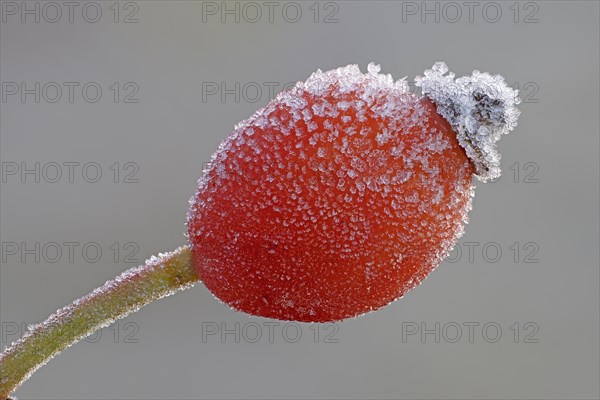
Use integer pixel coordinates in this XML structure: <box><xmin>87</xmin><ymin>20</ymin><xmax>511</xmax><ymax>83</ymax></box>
<box><xmin>0</xmin><ymin>245</ymin><xmax>199</xmax><ymax>399</ymax></box>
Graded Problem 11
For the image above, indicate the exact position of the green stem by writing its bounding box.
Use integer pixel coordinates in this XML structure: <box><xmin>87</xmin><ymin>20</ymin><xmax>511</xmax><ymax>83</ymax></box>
<box><xmin>0</xmin><ymin>245</ymin><xmax>199</xmax><ymax>399</ymax></box>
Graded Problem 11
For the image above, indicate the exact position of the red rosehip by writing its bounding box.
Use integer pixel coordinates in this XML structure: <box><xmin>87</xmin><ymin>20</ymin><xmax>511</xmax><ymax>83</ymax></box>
<box><xmin>187</xmin><ymin>62</ymin><xmax>520</xmax><ymax>322</ymax></box>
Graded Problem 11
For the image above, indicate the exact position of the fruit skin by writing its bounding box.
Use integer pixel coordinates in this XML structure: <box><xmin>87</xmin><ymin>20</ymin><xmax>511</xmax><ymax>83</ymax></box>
<box><xmin>187</xmin><ymin>65</ymin><xmax>475</xmax><ymax>322</ymax></box>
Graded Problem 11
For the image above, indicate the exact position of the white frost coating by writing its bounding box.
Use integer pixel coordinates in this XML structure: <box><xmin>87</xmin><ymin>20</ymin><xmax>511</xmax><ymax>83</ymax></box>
<box><xmin>300</xmin><ymin>62</ymin><xmax>410</xmax><ymax>100</ymax></box>
<box><xmin>0</xmin><ymin>246</ymin><xmax>197</xmax><ymax>397</ymax></box>
<box><xmin>415</xmin><ymin>62</ymin><xmax>521</xmax><ymax>181</ymax></box>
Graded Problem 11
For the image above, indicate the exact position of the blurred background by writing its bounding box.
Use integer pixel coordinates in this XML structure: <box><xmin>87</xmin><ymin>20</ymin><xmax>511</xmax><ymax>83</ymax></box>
<box><xmin>1</xmin><ymin>1</ymin><xmax>598</xmax><ymax>399</ymax></box>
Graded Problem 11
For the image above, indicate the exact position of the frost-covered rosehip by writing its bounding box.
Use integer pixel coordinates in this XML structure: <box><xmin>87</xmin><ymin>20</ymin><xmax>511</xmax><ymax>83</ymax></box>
<box><xmin>1</xmin><ymin>62</ymin><xmax>521</xmax><ymax>397</ymax></box>
<box><xmin>187</xmin><ymin>62</ymin><xmax>520</xmax><ymax>322</ymax></box>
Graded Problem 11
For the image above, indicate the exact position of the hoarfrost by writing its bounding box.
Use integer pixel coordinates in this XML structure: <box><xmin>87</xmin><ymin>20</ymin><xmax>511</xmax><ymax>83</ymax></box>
<box><xmin>415</xmin><ymin>62</ymin><xmax>521</xmax><ymax>181</ymax></box>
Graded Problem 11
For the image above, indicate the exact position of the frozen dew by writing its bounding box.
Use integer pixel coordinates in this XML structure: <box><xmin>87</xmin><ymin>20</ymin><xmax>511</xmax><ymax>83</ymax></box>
<box><xmin>367</xmin><ymin>62</ymin><xmax>382</xmax><ymax>75</ymax></box>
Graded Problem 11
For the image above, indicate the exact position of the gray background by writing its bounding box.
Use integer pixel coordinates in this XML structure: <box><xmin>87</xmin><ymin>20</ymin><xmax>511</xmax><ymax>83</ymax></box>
<box><xmin>1</xmin><ymin>1</ymin><xmax>598</xmax><ymax>399</ymax></box>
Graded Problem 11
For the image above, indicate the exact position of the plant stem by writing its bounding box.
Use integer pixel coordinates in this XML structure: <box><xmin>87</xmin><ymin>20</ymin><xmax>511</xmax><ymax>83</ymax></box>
<box><xmin>0</xmin><ymin>245</ymin><xmax>199</xmax><ymax>399</ymax></box>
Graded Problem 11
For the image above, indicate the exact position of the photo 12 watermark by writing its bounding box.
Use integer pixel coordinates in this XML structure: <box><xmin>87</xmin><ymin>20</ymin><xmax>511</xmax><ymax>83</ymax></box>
<box><xmin>1</xmin><ymin>82</ymin><xmax>140</xmax><ymax>104</ymax></box>
<box><xmin>1</xmin><ymin>241</ymin><xmax>140</xmax><ymax>265</ymax></box>
<box><xmin>1</xmin><ymin>320</ymin><xmax>141</xmax><ymax>345</ymax></box>
<box><xmin>200</xmin><ymin>321</ymin><xmax>340</xmax><ymax>344</ymax></box>
<box><xmin>201</xmin><ymin>81</ymin><xmax>296</xmax><ymax>104</ymax></box>
<box><xmin>1</xmin><ymin>161</ymin><xmax>140</xmax><ymax>184</ymax></box>
<box><xmin>446</xmin><ymin>241</ymin><xmax>540</xmax><ymax>264</ymax></box>
<box><xmin>399</xmin><ymin>1</ymin><xmax>540</xmax><ymax>24</ymax></box>
<box><xmin>488</xmin><ymin>161</ymin><xmax>540</xmax><ymax>184</ymax></box>
<box><xmin>201</xmin><ymin>80</ymin><xmax>539</xmax><ymax>105</ymax></box>
<box><xmin>401</xmin><ymin>321</ymin><xmax>540</xmax><ymax>343</ymax></box>
<box><xmin>200</xmin><ymin>1</ymin><xmax>340</xmax><ymax>24</ymax></box>
<box><xmin>1</xmin><ymin>1</ymin><xmax>140</xmax><ymax>24</ymax></box>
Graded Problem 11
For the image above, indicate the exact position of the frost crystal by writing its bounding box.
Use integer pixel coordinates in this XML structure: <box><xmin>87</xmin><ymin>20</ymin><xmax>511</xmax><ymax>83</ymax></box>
<box><xmin>415</xmin><ymin>62</ymin><xmax>521</xmax><ymax>181</ymax></box>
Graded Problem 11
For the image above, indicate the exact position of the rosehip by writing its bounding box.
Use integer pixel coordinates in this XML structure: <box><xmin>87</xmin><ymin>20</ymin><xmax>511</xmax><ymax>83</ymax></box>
<box><xmin>0</xmin><ymin>62</ymin><xmax>521</xmax><ymax>398</ymax></box>
<box><xmin>187</xmin><ymin>62</ymin><xmax>520</xmax><ymax>322</ymax></box>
